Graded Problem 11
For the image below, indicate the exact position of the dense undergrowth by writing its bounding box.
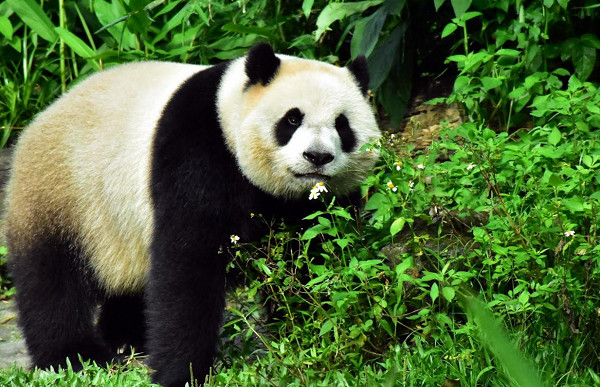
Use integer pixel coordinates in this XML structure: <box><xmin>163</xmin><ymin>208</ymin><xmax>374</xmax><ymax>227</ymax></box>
<box><xmin>1</xmin><ymin>0</ymin><xmax>600</xmax><ymax>386</ymax></box>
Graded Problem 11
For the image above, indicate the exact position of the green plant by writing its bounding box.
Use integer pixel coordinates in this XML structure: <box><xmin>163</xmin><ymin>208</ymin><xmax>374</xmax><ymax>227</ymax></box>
<box><xmin>0</xmin><ymin>357</ymin><xmax>156</xmax><ymax>386</ymax></box>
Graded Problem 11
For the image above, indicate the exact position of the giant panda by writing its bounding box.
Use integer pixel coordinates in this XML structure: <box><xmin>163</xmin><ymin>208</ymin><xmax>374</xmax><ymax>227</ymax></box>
<box><xmin>4</xmin><ymin>43</ymin><xmax>380</xmax><ymax>387</ymax></box>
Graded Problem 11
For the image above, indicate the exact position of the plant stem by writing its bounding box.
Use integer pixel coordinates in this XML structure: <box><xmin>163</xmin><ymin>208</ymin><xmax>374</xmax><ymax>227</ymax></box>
<box><xmin>59</xmin><ymin>0</ymin><xmax>66</xmax><ymax>93</ymax></box>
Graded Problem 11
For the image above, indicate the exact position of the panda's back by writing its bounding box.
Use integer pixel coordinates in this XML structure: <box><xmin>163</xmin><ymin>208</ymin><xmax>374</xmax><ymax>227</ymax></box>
<box><xmin>5</xmin><ymin>61</ymin><xmax>206</xmax><ymax>293</ymax></box>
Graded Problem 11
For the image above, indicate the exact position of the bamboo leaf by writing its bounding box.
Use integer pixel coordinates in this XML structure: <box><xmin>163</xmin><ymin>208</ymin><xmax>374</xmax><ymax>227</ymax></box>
<box><xmin>55</xmin><ymin>27</ymin><xmax>100</xmax><ymax>70</ymax></box>
<box><xmin>7</xmin><ymin>0</ymin><xmax>57</xmax><ymax>42</ymax></box>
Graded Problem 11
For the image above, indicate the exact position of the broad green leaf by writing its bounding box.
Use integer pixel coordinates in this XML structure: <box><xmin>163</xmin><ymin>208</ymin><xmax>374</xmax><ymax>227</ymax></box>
<box><xmin>495</xmin><ymin>48</ymin><xmax>521</xmax><ymax>57</ymax></box>
<box><xmin>442</xmin><ymin>287</ymin><xmax>456</xmax><ymax>302</ymax></box>
<box><xmin>319</xmin><ymin>320</ymin><xmax>334</xmax><ymax>336</ymax></box>
<box><xmin>430</xmin><ymin>283</ymin><xmax>439</xmax><ymax>303</ymax></box>
<box><xmin>518</xmin><ymin>291</ymin><xmax>530</xmax><ymax>305</ymax></box>
<box><xmin>367</xmin><ymin>23</ymin><xmax>407</xmax><ymax>90</ymax></box>
<box><xmin>573</xmin><ymin>45</ymin><xmax>596</xmax><ymax>81</ymax></box>
<box><xmin>334</xmin><ymin>238</ymin><xmax>350</xmax><ymax>249</ymax></box>
<box><xmin>563</xmin><ymin>196</ymin><xmax>588</xmax><ymax>212</ymax></box>
<box><xmin>434</xmin><ymin>0</ymin><xmax>446</xmax><ymax>10</ymax></box>
<box><xmin>548</xmin><ymin>173</ymin><xmax>563</xmax><ymax>187</ymax></box>
<box><xmin>315</xmin><ymin>0</ymin><xmax>383</xmax><ymax>39</ymax></box>
<box><xmin>481</xmin><ymin>76</ymin><xmax>502</xmax><ymax>91</ymax></box>
<box><xmin>441</xmin><ymin>22</ymin><xmax>457</xmax><ymax>38</ymax></box>
<box><xmin>302</xmin><ymin>0</ymin><xmax>315</xmax><ymax>18</ymax></box>
<box><xmin>390</xmin><ymin>217</ymin><xmax>406</xmax><ymax>236</ymax></box>
<box><xmin>301</xmin><ymin>224</ymin><xmax>324</xmax><ymax>240</ymax></box>
<box><xmin>7</xmin><ymin>0</ymin><xmax>57</xmax><ymax>42</ymax></box>
<box><xmin>548</xmin><ymin>127</ymin><xmax>561</xmax><ymax>146</ymax></box>
<box><xmin>351</xmin><ymin>8</ymin><xmax>386</xmax><ymax>57</ymax></box>
<box><xmin>451</xmin><ymin>0</ymin><xmax>472</xmax><ymax>18</ymax></box>
<box><xmin>0</xmin><ymin>16</ymin><xmax>13</xmax><ymax>40</ymax></box>
<box><xmin>364</xmin><ymin>192</ymin><xmax>388</xmax><ymax>211</ymax></box>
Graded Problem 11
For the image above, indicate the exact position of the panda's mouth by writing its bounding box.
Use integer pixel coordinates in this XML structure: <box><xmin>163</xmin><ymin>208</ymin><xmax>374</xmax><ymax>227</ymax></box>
<box><xmin>294</xmin><ymin>172</ymin><xmax>331</xmax><ymax>180</ymax></box>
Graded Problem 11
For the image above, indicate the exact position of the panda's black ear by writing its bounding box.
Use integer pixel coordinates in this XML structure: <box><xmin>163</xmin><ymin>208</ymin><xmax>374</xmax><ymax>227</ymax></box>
<box><xmin>245</xmin><ymin>43</ymin><xmax>281</xmax><ymax>87</ymax></box>
<box><xmin>347</xmin><ymin>56</ymin><xmax>370</xmax><ymax>96</ymax></box>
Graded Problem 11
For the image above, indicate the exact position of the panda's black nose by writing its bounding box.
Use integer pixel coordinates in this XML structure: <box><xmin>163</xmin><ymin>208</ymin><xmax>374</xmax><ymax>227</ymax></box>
<box><xmin>303</xmin><ymin>151</ymin><xmax>334</xmax><ymax>166</ymax></box>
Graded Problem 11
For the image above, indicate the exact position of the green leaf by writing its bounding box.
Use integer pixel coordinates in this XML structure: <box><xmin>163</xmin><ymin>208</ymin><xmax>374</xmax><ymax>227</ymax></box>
<box><xmin>548</xmin><ymin>127</ymin><xmax>561</xmax><ymax>146</ymax></box>
<box><xmin>301</xmin><ymin>224</ymin><xmax>324</xmax><ymax>240</ymax></box>
<box><xmin>442</xmin><ymin>287</ymin><xmax>456</xmax><ymax>302</ymax></box>
<box><xmin>464</xmin><ymin>296</ymin><xmax>545</xmax><ymax>387</ymax></box>
<box><xmin>0</xmin><ymin>16</ymin><xmax>13</xmax><ymax>40</ymax></box>
<box><xmin>548</xmin><ymin>173</ymin><xmax>563</xmax><ymax>187</ymax></box>
<box><xmin>7</xmin><ymin>0</ymin><xmax>57</xmax><ymax>42</ymax></box>
<box><xmin>481</xmin><ymin>76</ymin><xmax>502</xmax><ymax>91</ymax></box>
<box><xmin>508</xmin><ymin>86</ymin><xmax>527</xmax><ymax>99</ymax></box>
<box><xmin>495</xmin><ymin>48</ymin><xmax>521</xmax><ymax>57</ymax></box>
<box><xmin>441</xmin><ymin>22</ymin><xmax>457</xmax><ymax>38</ymax></box>
<box><xmin>434</xmin><ymin>0</ymin><xmax>446</xmax><ymax>10</ymax></box>
<box><xmin>351</xmin><ymin>8</ymin><xmax>387</xmax><ymax>57</ymax></box>
<box><xmin>319</xmin><ymin>320</ymin><xmax>334</xmax><ymax>336</ymax></box>
<box><xmin>451</xmin><ymin>0</ymin><xmax>472</xmax><ymax>18</ymax></box>
<box><xmin>315</xmin><ymin>0</ymin><xmax>383</xmax><ymax>39</ymax></box>
<box><xmin>430</xmin><ymin>283</ymin><xmax>439</xmax><ymax>303</ymax></box>
<box><xmin>302</xmin><ymin>0</ymin><xmax>315</xmax><ymax>18</ymax></box>
<box><xmin>563</xmin><ymin>196</ymin><xmax>588</xmax><ymax>212</ymax></box>
<box><xmin>390</xmin><ymin>217</ymin><xmax>406</xmax><ymax>236</ymax></box>
<box><xmin>367</xmin><ymin>22</ymin><xmax>407</xmax><ymax>90</ymax></box>
<box><xmin>573</xmin><ymin>45</ymin><xmax>596</xmax><ymax>81</ymax></box>
<box><xmin>55</xmin><ymin>27</ymin><xmax>99</xmax><ymax>69</ymax></box>
<box><xmin>518</xmin><ymin>291</ymin><xmax>530</xmax><ymax>305</ymax></box>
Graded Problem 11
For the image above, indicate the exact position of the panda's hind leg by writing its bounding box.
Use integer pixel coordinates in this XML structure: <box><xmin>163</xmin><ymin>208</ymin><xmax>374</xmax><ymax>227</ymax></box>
<box><xmin>98</xmin><ymin>294</ymin><xmax>146</xmax><ymax>354</ymax></box>
<box><xmin>9</xmin><ymin>236</ymin><xmax>113</xmax><ymax>371</ymax></box>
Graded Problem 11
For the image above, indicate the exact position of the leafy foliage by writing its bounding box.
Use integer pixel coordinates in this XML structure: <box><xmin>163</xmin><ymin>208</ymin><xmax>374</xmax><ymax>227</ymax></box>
<box><xmin>0</xmin><ymin>358</ymin><xmax>156</xmax><ymax>387</ymax></box>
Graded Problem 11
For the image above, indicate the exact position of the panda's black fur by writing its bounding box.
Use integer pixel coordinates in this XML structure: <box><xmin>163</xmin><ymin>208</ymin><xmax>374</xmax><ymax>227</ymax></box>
<box><xmin>4</xmin><ymin>44</ymin><xmax>380</xmax><ymax>387</ymax></box>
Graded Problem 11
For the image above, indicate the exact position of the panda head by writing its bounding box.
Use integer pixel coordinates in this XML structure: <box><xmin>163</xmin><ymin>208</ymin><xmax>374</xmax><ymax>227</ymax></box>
<box><xmin>218</xmin><ymin>43</ymin><xmax>381</xmax><ymax>199</ymax></box>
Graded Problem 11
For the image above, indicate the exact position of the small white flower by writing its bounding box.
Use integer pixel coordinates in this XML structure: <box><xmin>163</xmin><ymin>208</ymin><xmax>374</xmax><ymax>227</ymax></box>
<box><xmin>466</xmin><ymin>163</ymin><xmax>476</xmax><ymax>171</ymax></box>
<box><xmin>417</xmin><ymin>164</ymin><xmax>425</xmax><ymax>170</ymax></box>
<box><xmin>395</xmin><ymin>161</ymin><xmax>402</xmax><ymax>171</ymax></box>
<box><xmin>313</xmin><ymin>182</ymin><xmax>328</xmax><ymax>193</ymax></box>
<box><xmin>309</xmin><ymin>190</ymin><xmax>320</xmax><ymax>200</ymax></box>
<box><xmin>408</xmin><ymin>180</ymin><xmax>415</xmax><ymax>191</ymax></box>
<box><xmin>365</xmin><ymin>148</ymin><xmax>373</xmax><ymax>154</ymax></box>
<box><xmin>386</xmin><ymin>181</ymin><xmax>397</xmax><ymax>192</ymax></box>
<box><xmin>564</xmin><ymin>230</ymin><xmax>575</xmax><ymax>237</ymax></box>
<box><xmin>230</xmin><ymin>235</ymin><xmax>240</xmax><ymax>244</ymax></box>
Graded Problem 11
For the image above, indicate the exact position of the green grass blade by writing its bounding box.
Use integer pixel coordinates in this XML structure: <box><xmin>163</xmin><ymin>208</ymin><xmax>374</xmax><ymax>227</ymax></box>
<box><xmin>464</xmin><ymin>294</ymin><xmax>547</xmax><ymax>387</ymax></box>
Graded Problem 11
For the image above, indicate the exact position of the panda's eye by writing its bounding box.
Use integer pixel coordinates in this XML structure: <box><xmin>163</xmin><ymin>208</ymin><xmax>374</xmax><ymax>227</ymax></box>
<box><xmin>287</xmin><ymin>115</ymin><xmax>300</xmax><ymax>126</ymax></box>
<box><xmin>285</xmin><ymin>109</ymin><xmax>303</xmax><ymax>127</ymax></box>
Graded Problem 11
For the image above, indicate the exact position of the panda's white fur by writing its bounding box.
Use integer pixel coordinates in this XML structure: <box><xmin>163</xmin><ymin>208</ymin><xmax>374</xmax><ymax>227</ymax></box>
<box><xmin>6</xmin><ymin>62</ymin><xmax>206</xmax><ymax>294</ymax></box>
<box><xmin>218</xmin><ymin>56</ymin><xmax>379</xmax><ymax>197</ymax></box>
<box><xmin>4</xmin><ymin>44</ymin><xmax>380</xmax><ymax>387</ymax></box>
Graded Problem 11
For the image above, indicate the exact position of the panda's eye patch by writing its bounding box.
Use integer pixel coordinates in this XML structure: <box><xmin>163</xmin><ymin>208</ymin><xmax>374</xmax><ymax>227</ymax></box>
<box><xmin>335</xmin><ymin>114</ymin><xmax>357</xmax><ymax>152</ymax></box>
<box><xmin>275</xmin><ymin>108</ymin><xmax>304</xmax><ymax>146</ymax></box>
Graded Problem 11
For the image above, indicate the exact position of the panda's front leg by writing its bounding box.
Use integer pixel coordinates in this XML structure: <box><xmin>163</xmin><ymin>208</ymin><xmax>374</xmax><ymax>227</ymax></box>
<box><xmin>145</xmin><ymin>233</ymin><xmax>227</xmax><ymax>387</ymax></box>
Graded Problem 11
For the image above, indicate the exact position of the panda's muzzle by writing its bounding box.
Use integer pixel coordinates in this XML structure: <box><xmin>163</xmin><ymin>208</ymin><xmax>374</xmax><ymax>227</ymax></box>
<box><xmin>303</xmin><ymin>151</ymin><xmax>334</xmax><ymax>166</ymax></box>
<box><xmin>294</xmin><ymin>172</ymin><xmax>331</xmax><ymax>180</ymax></box>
